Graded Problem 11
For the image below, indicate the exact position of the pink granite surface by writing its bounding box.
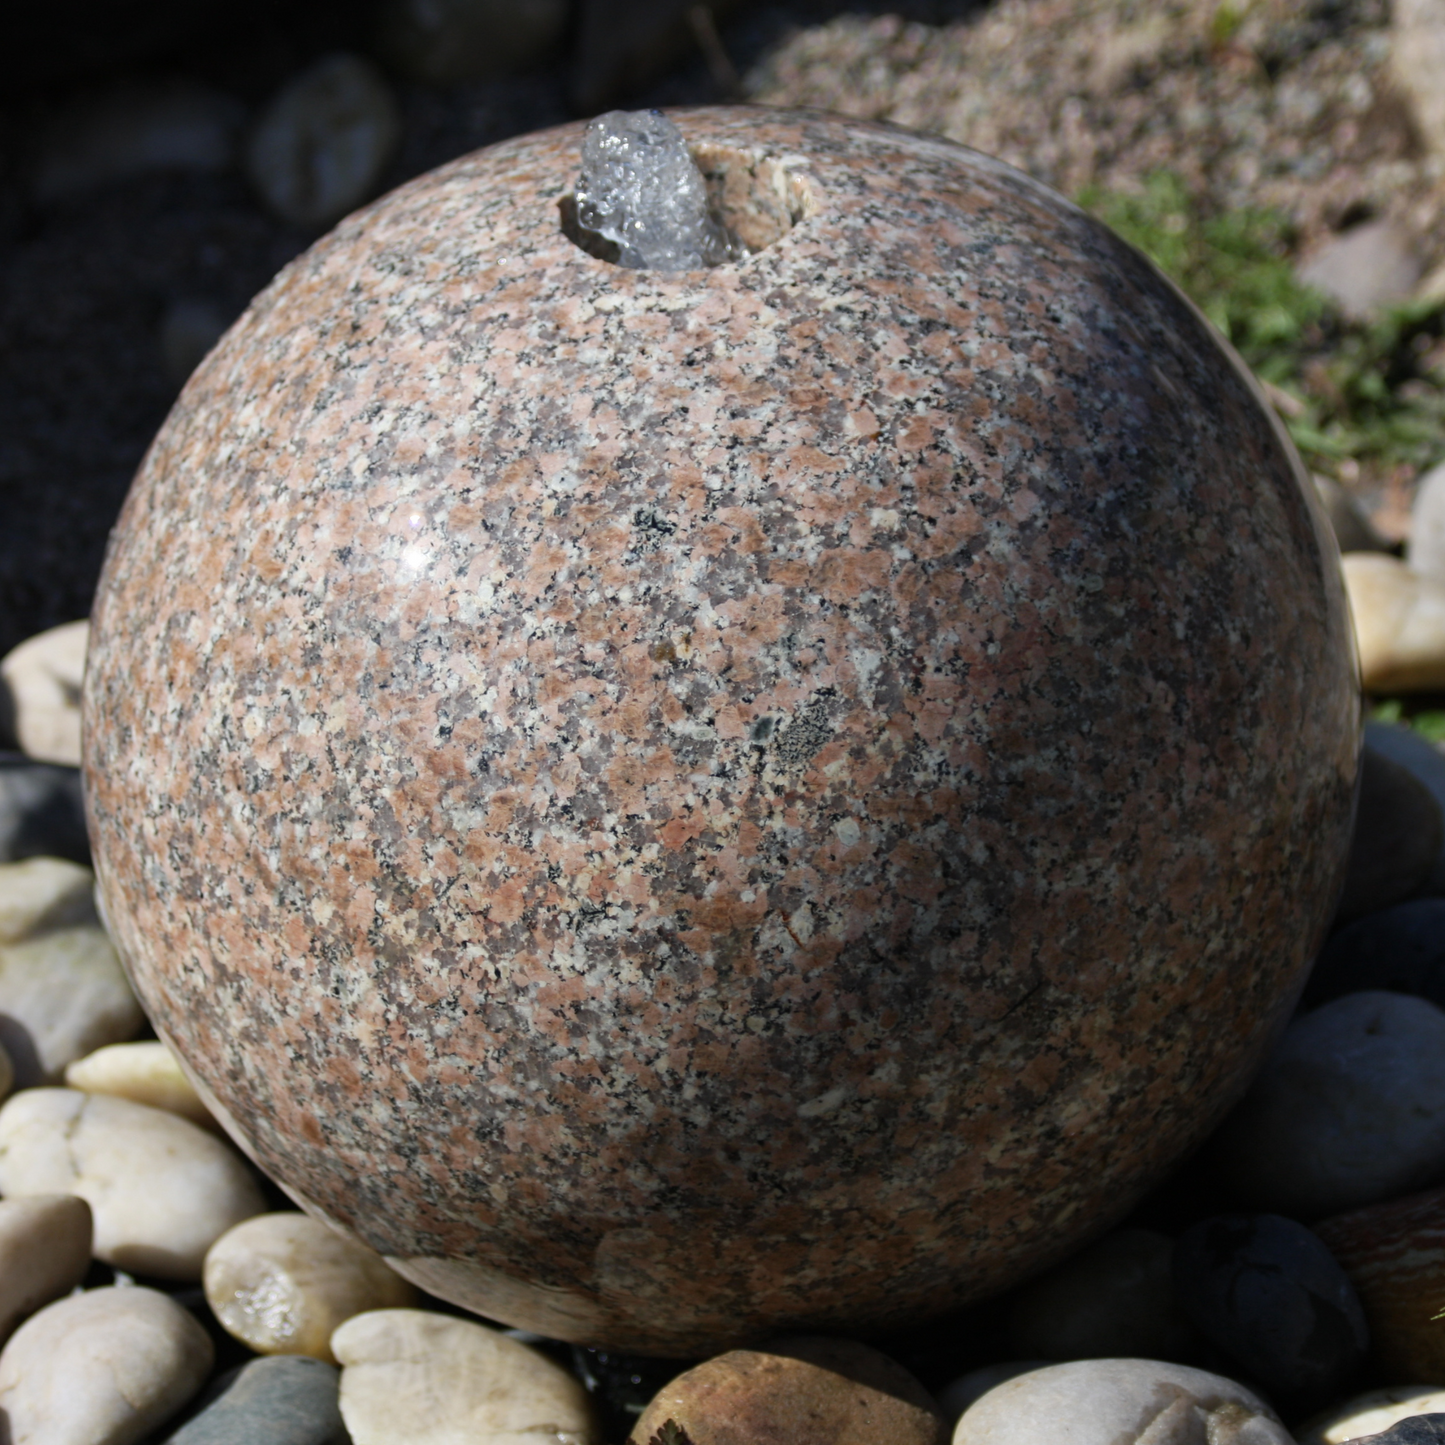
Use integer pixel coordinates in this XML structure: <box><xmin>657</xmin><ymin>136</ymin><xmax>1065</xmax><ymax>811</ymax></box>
<box><xmin>82</xmin><ymin>107</ymin><xmax>1359</xmax><ymax>1355</ymax></box>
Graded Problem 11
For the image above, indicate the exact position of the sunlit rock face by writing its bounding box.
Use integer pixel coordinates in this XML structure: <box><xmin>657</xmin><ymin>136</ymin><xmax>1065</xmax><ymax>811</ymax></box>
<box><xmin>82</xmin><ymin>107</ymin><xmax>1359</xmax><ymax>1357</ymax></box>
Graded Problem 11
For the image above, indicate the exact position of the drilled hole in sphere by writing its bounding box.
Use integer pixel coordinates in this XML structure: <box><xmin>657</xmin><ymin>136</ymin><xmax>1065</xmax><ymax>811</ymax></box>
<box><xmin>559</xmin><ymin>123</ymin><xmax>815</xmax><ymax>269</ymax></box>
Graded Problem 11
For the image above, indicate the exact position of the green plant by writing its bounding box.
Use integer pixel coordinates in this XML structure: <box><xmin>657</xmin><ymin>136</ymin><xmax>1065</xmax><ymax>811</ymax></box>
<box><xmin>1079</xmin><ymin>172</ymin><xmax>1445</xmax><ymax>483</ymax></box>
<box><xmin>1370</xmin><ymin>698</ymin><xmax>1445</xmax><ymax>744</ymax></box>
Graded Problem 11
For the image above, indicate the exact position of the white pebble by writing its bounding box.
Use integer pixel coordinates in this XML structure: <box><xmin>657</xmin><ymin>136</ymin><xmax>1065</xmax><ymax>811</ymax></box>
<box><xmin>1298</xmin><ymin>1385</ymin><xmax>1445</xmax><ymax>1444</ymax></box>
<box><xmin>205</xmin><ymin>1212</ymin><xmax>419</xmax><ymax>1362</ymax></box>
<box><xmin>0</xmin><ymin>924</ymin><xmax>144</xmax><ymax>1086</ymax></box>
<box><xmin>0</xmin><ymin>1195</ymin><xmax>92</xmax><ymax>1342</ymax></box>
<box><xmin>0</xmin><ymin>1286</ymin><xmax>212</xmax><ymax>1444</ymax></box>
<box><xmin>1209</xmin><ymin>990</ymin><xmax>1445</xmax><ymax>1217</ymax></box>
<box><xmin>0</xmin><ymin>620</ymin><xmax>88</xmax><ymax>767</ymax></box>
<box><xmin>0</xmin><ymin>1089</ymin><xmax>265</xmax><ymax>1280</ymax></box>
<box><xmin>332</xmin><ymin>1309</ymin><xmax>598</xmax><ymax>1445</ymax></box>
<box><xmin>0</xmin><ymin>855</ymin><xmax>95</xmax><ymax>943</ymax></box>
<box><xmin>1410</xmin><ymin>458</ymin><xmax>1445</xmax><ymax>581</ymax></box>
<box><xmin>954</xmin><ymin>1359</ymin><xmax>1290</xmax><ymax>1445</ymax></box>
<box><xmin>938</xmin><ymin>1363</ymin><xmax>1050</xmax><ymax>1424</ymax></box>
<box><xmin>65</xmin><ymin>1040</ymin><xmax>214</xmax><ymax>1128</ymax></box>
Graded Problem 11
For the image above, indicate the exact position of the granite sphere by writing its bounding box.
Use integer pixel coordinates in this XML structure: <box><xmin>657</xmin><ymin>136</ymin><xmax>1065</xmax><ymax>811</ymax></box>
<box><xmin>82</xmin><ymin>107</ymin><xmax>1360</xmax><ymax>1355</ymax></box>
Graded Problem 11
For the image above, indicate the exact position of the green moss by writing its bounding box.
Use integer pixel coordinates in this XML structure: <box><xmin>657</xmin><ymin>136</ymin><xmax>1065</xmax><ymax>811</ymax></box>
<box><xmin>1078</xmin><ymin>171</ymin><xmax>1445</xmax><ymax>482</ymax></box>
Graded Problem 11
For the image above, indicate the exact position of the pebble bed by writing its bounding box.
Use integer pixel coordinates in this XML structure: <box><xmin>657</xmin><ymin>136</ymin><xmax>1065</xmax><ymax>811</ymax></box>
<box><xmin>0</xmin><ymin>503</ymin><xmax>1438</xmax><ymax>1444</ymax></box>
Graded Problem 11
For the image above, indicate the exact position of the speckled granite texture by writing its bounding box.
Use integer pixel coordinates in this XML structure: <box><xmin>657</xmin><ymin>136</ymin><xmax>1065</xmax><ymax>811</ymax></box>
<box><xmin>83</xmin><ymin>107</ymin><xmax>1360</xmax><ymax>1355</ymax></box>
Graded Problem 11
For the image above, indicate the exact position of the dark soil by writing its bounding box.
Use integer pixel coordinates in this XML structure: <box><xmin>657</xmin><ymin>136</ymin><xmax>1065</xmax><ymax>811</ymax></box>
<box><xmin>0</xmin><ymin>0</ymin><xmax>986</xmax><ymax>662</ymax></box>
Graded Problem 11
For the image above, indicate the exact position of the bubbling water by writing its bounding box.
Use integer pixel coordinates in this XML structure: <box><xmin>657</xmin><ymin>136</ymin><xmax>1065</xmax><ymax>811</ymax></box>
<box><xmin>575</xmin><ymin>109</ymin><xmax>737</xmax><ymax>271</ymax></box>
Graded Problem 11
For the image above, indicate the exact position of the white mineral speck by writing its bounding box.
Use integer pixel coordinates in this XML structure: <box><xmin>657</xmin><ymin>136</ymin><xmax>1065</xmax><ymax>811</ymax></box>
<box><xmin>575</xmin><ymin>109</ymin><xmax>735</xmax><ymax>271</ymax></box>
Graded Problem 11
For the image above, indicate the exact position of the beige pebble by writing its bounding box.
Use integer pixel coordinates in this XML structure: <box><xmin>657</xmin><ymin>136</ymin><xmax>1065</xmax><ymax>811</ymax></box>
<box><xmin>1342</xmin><ymin>553</ymin><xmax>1445</xmax><ymax>692</ymax></box>
<box><xmin>205</xmin><ymin>1212</ymin><xmax>419</xmax><ymax>1363</ymax></box>
<box><xmin>1298</xmin><ymin>1385</ymin><xmax>1445</xmax><ymax>1445</ymax></box>
<box><xmin>0</xmin><ymin>856</ymin><xmax>95</xmax><ymax>943</ymax></box>
<box><xmin>332</xmin><ymin>1309</ymin><xmax>598</xmax><ymax>1445</ymax></box>
<box><xmin>0</xmin><ymin>924</ymin><xmax>144</xmax><ymax>1087</ymax></box>
<box><xmin>66</xmin><ymin>1040</ymin><xmax>214</xmax><ymax>1129</ymax></box>
<box><xmin>0</xmin><ymin>1195</ymin><xmax>92</xmax><ymax>1342</ymax></box>
<box><xmin>0</xmin><ymin>1089</ymin><xmax>265</xmax><ymax>1280</ymax></box>
<box><xmin>0</xmin><ymin>620</ymin><xmax>87</xmax><ymax>767</ymax></box>
<box><xmin>0</xmin><ymin>1285</ymin><xmax>213</xmax><ymax>1445</ymax></box>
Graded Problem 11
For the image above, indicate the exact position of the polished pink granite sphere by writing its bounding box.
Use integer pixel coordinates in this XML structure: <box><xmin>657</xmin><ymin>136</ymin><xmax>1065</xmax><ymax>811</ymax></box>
<box><xmin>82</xmin><ymin>107</ymin><xmax>1360</xmax><ymax>1355</ymax></box>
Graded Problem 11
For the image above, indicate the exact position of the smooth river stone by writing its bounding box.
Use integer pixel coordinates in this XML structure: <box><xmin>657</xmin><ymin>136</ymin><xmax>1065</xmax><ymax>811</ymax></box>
<box><xmin>954</xmin><ymin>1360</ymin><xmax>1292</xmax><ymax>1445</ymax></box>
<box><xmin>65</xmin><ymin>1039</ymin><xmax>216</xmax><ymax>1128</ymax></box>
<box><xmin>331</xmin><ymin>1309</ymin><xmax>598</xmax><ymax>1445</ymax></box>
<box><xmin>81</xmin><ymin>107</ymin><xmax>1359</xmax><ymax>1354</ymax></box>
<box><xmin>0</xmin><ymin>1194</ymin><xmax>93</xmax><ymax>1342</ymax></box>
<box><xmin>0</xmin><ymin>1088</ymin><xmax>265</xmax><ymax>1279</ymax></box>
<box><xmin>204</xmin><ymin>1211</ymin><xmax>419</xmax><ymax>1362</ymax></box>
<box><xmin>0</xmin><ymin>1285</ymin><xmax>214</xmax><ymax>1445</ymax></box>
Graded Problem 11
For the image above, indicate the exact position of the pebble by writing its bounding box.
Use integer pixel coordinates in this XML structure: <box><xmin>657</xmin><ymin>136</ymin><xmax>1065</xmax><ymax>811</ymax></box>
<box><xmin>0</xmin><ymin>1285</ymin><xmax>213</xmax><ymax>1445</ymax></box>
<box><xmin>1172</xmin><ymin>1212</ymin><xmax>1367</xmax><ymax>1407</ymax></box>
<box><xmin>1209</xmin><ymin>991</ymin><xmax>1445</xmax><ymax>1217</ymax></box>
<box><xmin>1360</xmin><ymin>720</ymin><xmax>1445</xmax><ymax>895</ymax></box>
<box><xmin>0</xmin><ymin>1195</ymin><xmax>92</xmax><ymax>1342</ymax></box>
<box><xmin>205</xmin><ymin>1212</ymin><xmax>419</xmax><ymax>1362</ymax></box>
<box><xmin>953</xmin><ymin>1359</ymin><xmax>1291</xmax><ymax>1445</ymax></box>
<box><xmin>0</xmin><ymin>619</ymin><xmax>87</xmax><ymax>766</ymax></box>
<box><xmin>0</xmin><ymin>922</ymin><xmax>144</xmax><ymax>1086</ymax></box>
<box><xmin>0</xmin><ymin>854</ymin><xmax>96</xmax><ymax>942</ymax></box>
<box><xmin>1296</xmin><ymin>219</ymin><xmax>1423</xmax><ymax>320</ymax></box>
<box><xmin>628</xmin><ymin>1336</ymin><xmax>944</xmax><ymax>1445</ymax></box>
<box><xmin>1352</xmin><ymin>1418</ymin><xmax>1445</xmax><ymax>1445</ymax></box>
<box><xmin>373</xmin><ymin>0</ymin><xmax>568</xmax><ymax>84</ymax></box>
<box><xmin>162</xmin><ymin>1355</ymin><xmax>348</xmax><ymax>1445</ymax></box>
<box><xmin>1316</xmin><ymin>474</ymin><xmax>1391</xmax><ymax>554</ymax></box>
<box><xmin>1305</xmin><ymin>899</ymin><xmax>1445</xmax><ymax>1009</ymax></box>
<box><xmin>1336</xmin><ymin>745</ymin><xmax>1443</xmax><ymax>923</ymax></box>
<box><xmin>1006</xmin><ymin>1227</ymin><xmax>1197</xmax><ymax>1362</ymax></box>
<box><xmin>245</xmin><ymin>54</ymin><xmax>400</xmax><ymax>229</ymax></box>
<box><xmin>1393</xmin><ymin>0</ymin><xmax>1445</xmax><ymax>158</ymax></box>
<box><xmin>331</xmin><ymin>1308</ymin><xmax>599</xmax><ymax>1445</ymax></box>
<box><xmin>938</xmin><ymin>1363</ymin><xmax>1051</xmax><ymax>1424</ymax></box>
<box><xmin>1316</xmin><ymin>1184</ymin><xmax>1445</xmax><ymax>1381</ymax></box>
<box><xmin>1300</xmin><ymin>1387</ymin><xmax>1445</xmax><ymax>1445</ymax></box>
<box><xmin>0</xmin><ymin>1088</ymin><xmax>265</xmax><ymax>1280</ymax></box>
<box><xmin>1409</xmin><ymin>459</ymin><xmax>1445</xmax><ymax>583</ymax></box>
<box><xmin>1341</xmin><ymin>554</ymin><xmax>1445</xmax><ymax>694</ymax></box>
<box><xmin>31</xmin><ymin>81</ymin><xmax>245</xmax><ymax>205</ymax></box>
<box><xmin>0</xmin><ymin>755</ymin><xmax>90</xmax><ymax>864</ymax></box>
<box><xmin>66</xmin><ymin>1040</ymin><xmax>215</xmax><ymax>1128</ymax></box>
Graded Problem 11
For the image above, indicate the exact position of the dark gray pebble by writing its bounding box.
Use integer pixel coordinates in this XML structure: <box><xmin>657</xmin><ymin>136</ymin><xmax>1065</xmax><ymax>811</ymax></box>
<box><xmin>1173</xmin><ymin>1213</ymin><xmax>1367</xmax><ymax>1409</ymax></box>
<box><xmin>161</xmin><ymin>1356</ymin><xmax>349</xmax><ymax>1445</ymax></box>
<box><xmin>1305</xmin><ymin>899</ymin><xmax>1445</xmax><ymax>1010</ymax></box>
<box><xmin>1357</xmin><ymin>1417</ymin><xmax>1445</xmax><ymax>1445</ymax></box>
<box><xmin>1336</xmin><ymin>747</ymin><xmax>1443</xmax><ymax>925</ymax></box>
<box><xmin>0</xmin><ymin>754</ymin><xmax>88</xmax><ymax>864</ymax></box>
